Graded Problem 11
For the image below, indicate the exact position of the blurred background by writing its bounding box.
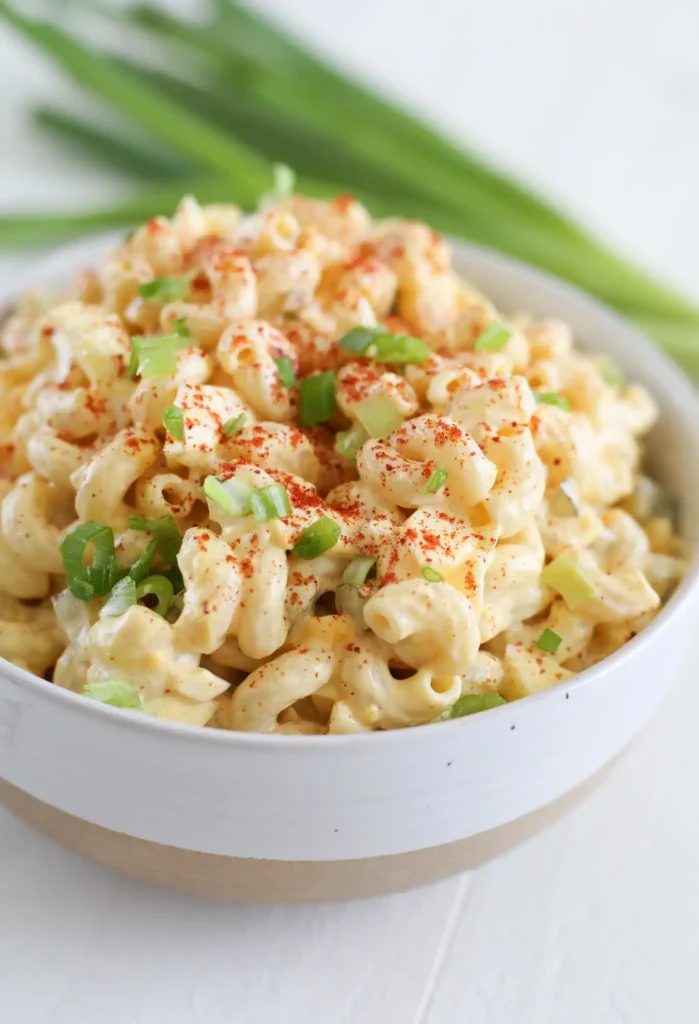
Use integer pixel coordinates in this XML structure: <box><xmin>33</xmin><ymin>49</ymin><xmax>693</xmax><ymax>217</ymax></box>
<box><xmin>2</xmin><ymin>0</ymin><xmax>699</xmax><ymax>360</ymax></box>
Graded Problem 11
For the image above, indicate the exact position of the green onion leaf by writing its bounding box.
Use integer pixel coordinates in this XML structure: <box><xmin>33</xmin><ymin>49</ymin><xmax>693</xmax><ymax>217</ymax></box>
<box><xmin>473</xmin><ymin>322</ymin><xmax>513</xmax><ymax>351</ymax></box>
<box><xmin>202</xmin><ymin>475</ymin><xmax>253</xmax><ymax>517</ymax></box>
<box><xmin>83</xmin><ymin>679</ymin><xmax>147</xmax><ymax>712</ymax></box>
<box><xmin>128</xmin><ymin>538</ymin><xmax>158</xmax><ymax>585</ymax></box>
<box><xmin>222</xmin><ymin>413</ymin><xmax>246</xmax><ymax>437</ymax></box>
<box><xmin>534</xmin><ymin>391</ymin><xmax>571</xmax><ymax>411</ymax></box>
<box><xmin>450</xmin><ymin>692</ymin><xmax>506</xmax><ymax>718</ymax></box>
<box><xmin>136</xmin><ymin>574</ymin><xmax>175</xmax><ymax>616</ymax></box>
<box><xmin>339</xmin><ymin>326</ymin><xmax>431</xmax><ymax>364</ymax></box>
<box><xmin>354</xmin><ymin>396</ymin><xmax>404</xmax><ymax>438</ymax></box>
<box><xmin>162</xmin><ymin>403</ymin><xmax>185</xmax><ymax>440</ymax></box>
<box><xmin>249</xmin><ymin>482</ymin><xmax>292</xmax><ymax>522</ymax></box>
<box><xmin>536</xmin><ymin>627</ymin><xmax>563</xmax><ymax>654</ymax></box>
<box><xmin>597</xmin><ymin>354</ymin><xmax>624</xmax><ymax>387</ymax></box>
<box><xmin>292</xmin><ymin>515</ymin><xmax>341</xmax><ymax>558</ymax></box>
<box><xmin>173</xmin><ymin>316</ymin><xmax>190</xmax><ymax>337</ymax></box>
<box><xmin>541</xmin><ymin>554</ymin><xmax>595</xmax><ymax>609</ymax></box>
<box><xmin>425</xmin><ymin>466</ymin><xmax>448</xmax><ymax>494</ymax></box>
<box><xmin>138</xmin><ymin>273</ymin><xmax>191</xmax><ymax>302</ymax></box>
<box><xmin>422</xmin><ymin>566</ymin><xmax>443</xmax><ymax>582</ymax></box>
<box><xmin>60</xmin><ymin>521</ymin><xmax>116</xmax><ymax>600</ymax></box>
<box><xmin>101</xmin><ymin>575</ymin><xmax>137</xmax><ymax>617</ymax></box>
<box><xmin>126</xmin><ymin>333</ymin><xmax>190</xmax><ymax>380</ymax></box>
<box><xmin>342</xmin><ymin>556</ymin><xmax>376</xmax><ymax>586</ymax></box>
<box><xmin>334</xmin><ymin>425</ymin><xmax>368</xmax><ymax>462</ymax></box>
<box><xmin>299</xmin><ymin>371</ymin><xmax>336</xmax><ymax>426</ymax></box>
<box><xmin>275</xmin><ymin>356</ymin><xmax>296</xmax><ymax>388</ymax></box>
<box><xmin>128</xmin><ymin>514</ymin><xmax>182</xmax><ymax>566</ymax></box>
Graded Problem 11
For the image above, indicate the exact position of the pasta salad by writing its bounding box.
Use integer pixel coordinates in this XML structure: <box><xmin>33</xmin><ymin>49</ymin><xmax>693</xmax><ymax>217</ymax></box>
<box><xmin>0</xmin><ymin>191</ymin><xmax>684</xmax><ymax>733</ymax></box>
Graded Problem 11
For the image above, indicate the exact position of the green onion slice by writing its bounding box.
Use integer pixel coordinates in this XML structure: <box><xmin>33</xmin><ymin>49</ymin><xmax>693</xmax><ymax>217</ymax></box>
<box><xmin>299</xmin><ymin>371</ymin><xmax>336</xmax><ymax>426</ymax></box>
<box><xmin>450</xmin><ymin>692</ymin><xmax>506</xmax><ymax>718</ymax></box>
<box><xmin>534</xmin><ymin>390</ymin><xmax>571</xmax><ymax>411</ymax></box>
<box><xmin>339</xmin><ymin>326</ymin><xmax>431</xmax><ymax>364</ymax></box>
<box><xmin>598</xmin><ymin>354</ymin><xmax>624</xmax><ymax>387</ymax></box>
<box><xmin>292</xmin><ymin>515</ymin><xmax>341</xmax><ymax>559</ymax></box>
<box><xmin>136</xmin><ymin>574</ymin><xmax>175</xmax><ymax>617</ymax></box>
<box><xmin>173</xmin><ymin>316</ymin><xmax>190</xmax><ymax>337</ymax></box>
<box><xmin>162</xmin><ymin>404</ymin><xmax>185</xmax><ymax>440</ymax></box>
<box><xmin>541</xmin><ymin>554</ymin><xmax>595</xmax><ymax>609</ymax></box>
<box><xmin>334</xmin><ymin>425</ymin><xmax>368</xmax><ymax>463</ymax></box>
<box><xmin>101</xmin><ymin>575</ymin><xmax>137</xmax><ymax>617</ymax></box>
<box><xmin>202</xmin><ymin>476</ymin><xmax>253</xmax><ymax>517</ymax></box>
<box><xmin>222</xmin><ymin>413</ymin><xmax>246</xmax><ymax>437</ymax></box>
<box><xmin>250</xmin><ymin>483</ymin><xmax>292</xmax><ymax>522</ymax></box>
<box><xmin>425</xmin><ymin>466</ymin><xmax>448</xmax><ymax>494</ymax></box>
<box><xmin>128</xmin><ymin>514</ymin><xmax>182</xmax><ymax>566</ymax></box>
<box><xmin>138</xmin><ymin>273</ymin><xmax>191</xmax><ymax>302</ymax></box>
<box><xmin>126</xmin><ymin>333</ymin><xmax>190</xmax><ymax>380</ymax></box>
<box><xmin>342</xmin><ymin>556</ymin><xmax>376</xmax><ymax>586</ymax></box>
<box><xmin>60</xmin><ymin>521</ymin><xmax>117</xmax><ymax>600</ymax></box>
<box><xmin>128</xmin><ymin>538</ymin><xmax>158</xmax><ymax>585</ymax></box>
<box><xmin>473</xmin><ymin>322</ymin><xmax>513</xmax><ymax>351</ymax></box>
<box><xmin>536</xmin><ymin>627</ymin><xmax>563</xmax><ymax>654</ymax></box>
<box><xmin>422</xmin><ymin>566</ymin><xmax>443</xmax><ymax>582</ymax></box>
<box><xmin>275</xmin><ymin>356</ymin><xmax>296</xmax><ymax>388</ymax></box>
<box><xmin>354</xmin><ymin>396</ymin><xmax>404</xmax><ymax>438</ymax></box>
<box><xmin>83</xmin><ymin>679</ymin><xmax>147</xmax><ymax>712</ymax></box>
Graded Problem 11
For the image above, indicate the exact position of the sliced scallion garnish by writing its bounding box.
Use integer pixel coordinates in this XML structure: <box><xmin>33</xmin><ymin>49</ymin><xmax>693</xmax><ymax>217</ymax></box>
<box><xmin>342</xmin><ymin>556</ymin><xmax>376</xmax><ymax>586</ymax></box>
<box><xmin>83</xmin><ymin>679</ymin><xmax>147</xmax><ymax>712</ymax></box>
<box><xmin>536</xmin><ymin>627</ymin><xmax>563</xmax><ymax>654</ymax></box>
<box><xmin>173</xmin><ymin>316</ymin><xmax>190</xmax><ymax>337</ymax></box>
<box><xmin>421</xmin><ymin>566</ymin><xmax>443</xmax><ymax>582</ymax></box>
<box><xmin>541</xmin><ymin>554</ymin><xmax>595</xmax><ymax>609</ymax></box>
<box><xmin>250</xmin><ymin>483</ymin><xmax>292</xmax><ymax>522</ymax></box>
<box><xmin>128</xmin><ymin>514</ymin><xmax>182</xmax><ymax>566</ymax></box>
<box><xmin>222</xmin><ymin>413</ymin><xmax>246</xmax><ymax>437</ymax></box>
<box><xmin>334</xmin><ymin>425</ymin><xmax>368</xmax><ymax>463</ymax></box>
<box><xmin>101</xmin><ymin>575</ymin><xmax>137</xmax><ymax>617</ymax></box>
<box><xmin>275</xmin><ymin>356</ymin><xmax>296</xmax><ymax>388</ymax></box>
<box><xmin>473</xmin><ymin>322</ymin><xmax>513</xmax><ymax>352</ymax></box>
<box><xmin>299</xmin><ymin>371</ymin><xmax>336</xmax><ymax>426</ymax></box>
<box><xmin>425</xmin><ymin>466</ymin><xmax>448</xmax><ymax>494</ymax></box>
<box><xmin>202</xmin><ymin>475</ymin><xmax>253</xmax><ymax>517</ymax></box>
<box><xmin>128</xmin><ymin>538</ymin><xmax>158</xmax><ymax>585</ymax></box>
<box><xmin>162</xmin><ymin>403</ymin><xmax>185</xmax><ymax>440</ymax></box>
<box><xmin>292</xmin><ymin>515</ymin><xmax>341</xmax><ymax>559</ymax></box>
<box><xmin>339</xmin><ymin>326</ymin><xmax>430</xmax><ymax>364</ymax></box>
<box><xmin>534</xmin><ymin>390</ymin><xmax>571</xmax><ymax>411</ymax></box>
<box><xmin>450</xmin><ymin>692</ymin><xmax>506</xmax><ymax>718</ymax></box>
<box><xmin>126</xmin><ymin>333</ymin><xmax>190</xmax><ymax>380</ymax></box>
<box><xmin>60</xmin><ymin>521</ymin><xmax>117</xmax><ymax>600</ymax></box>
<box><xmin>354</xmin><ymin>396</ymin><xmax>404</xmax><ymax>438</ymax></box>
<box><xmin>136</xmin><ymin>574</ymin><xmax>175</xmax><ymax>616</ymax></box>
<box><xmin>138</xmin><ymin>273</ymin><xmax>191</xmax><ymax>302</ymax></box>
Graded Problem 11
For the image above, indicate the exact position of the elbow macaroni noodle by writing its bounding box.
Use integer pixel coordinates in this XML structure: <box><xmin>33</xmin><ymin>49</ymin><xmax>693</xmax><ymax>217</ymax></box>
<box><xmin>0</xmin><ymin>192</ymin><xmax>684</xmax><ymax>733</ymax></box>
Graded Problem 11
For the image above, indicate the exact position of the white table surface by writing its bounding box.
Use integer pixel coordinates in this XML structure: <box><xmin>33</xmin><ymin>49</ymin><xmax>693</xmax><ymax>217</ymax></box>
<box><xmin>2</xmin><ymin>1</ymin><xmax>699</xmax><ymax>1021</ymax></box>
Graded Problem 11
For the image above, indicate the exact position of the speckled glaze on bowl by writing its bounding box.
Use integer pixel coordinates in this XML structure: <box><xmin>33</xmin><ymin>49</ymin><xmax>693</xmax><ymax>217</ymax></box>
<box><xmin>1</xmin><ymin>235</ymin><xmax>698</xmax><ymax>901</ymax></box>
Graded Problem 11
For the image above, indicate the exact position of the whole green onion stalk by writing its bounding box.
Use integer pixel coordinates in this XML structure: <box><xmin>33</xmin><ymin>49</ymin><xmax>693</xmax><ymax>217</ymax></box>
<box><xmin>0</xmin><ymin>0</ymin><xmax>697</xmax><ymax>378</ymax></box>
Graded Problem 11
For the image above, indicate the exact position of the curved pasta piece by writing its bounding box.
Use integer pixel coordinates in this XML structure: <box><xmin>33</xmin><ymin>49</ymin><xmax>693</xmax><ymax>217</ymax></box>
<box><xmin>73</xmin><ymin>427</ymin><xmax>160</xmax><ymax>528</ymax></box>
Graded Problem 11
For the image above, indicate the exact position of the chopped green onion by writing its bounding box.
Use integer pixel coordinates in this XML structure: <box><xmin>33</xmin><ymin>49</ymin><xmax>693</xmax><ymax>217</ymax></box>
<box><xmin>60</xmin><ymin>521</ymin><xmax>117</xmax><ymax>600</ymax></box>
<box><xmin>128</xmin><ymin>538</ymin><xmax>157</xmax><ymax>585</ymax></box>
<box><xmin>473</xmin><ymin>322</ymin><xmax>513</xmax><ymax>351</ymax></box>
<box><xmin>450</xmin><ymin>692</ymin><xmax>506</xmax><ymax>718</ymax></box>
<box><xmin>354</xmin><ymin>396</ymin><xmax>404</xmax><ymax>438</ymax></box>
<box><xmin>83</xmin><ymin>679</ymin><xmax>147</xmax><ymax>712</ymax></box>
<box><xmin>101</xmin><ymin>575</ymin><xmax>137</xmax><ymax>617</ymax></box>
<box><xmin>339</xmin><ymin>326</ymin><xmax>431</xmax><ymax>364</ymax></box>
<box><xmin>425</xmin><ymin>466</ymin><xmax>448</xmax><ymax>494</ymax></box>
<box><xmin>536</xmin><ymin>627</ymin><xmax>563</xmax><ymax>654</ymax></box>
<box><xmin>222</xmin><ymin>413</ymin><xmax>246</xmax><ymax>437</ymax></box>
<box><xmin>162</xmin><ymin>404</ymin><xmax>185</xmax><ymax>440</ymax></box>
<box><xmin>342</xmin><ymin>556</ymin><xmax>376</xmax><ymax>586</ymax></box>
<box><xmin>334</xmin><ymin>425</ymin><xmax>368</xmax><ymax>463</ymax></box>
<box><xmin>534</xmin><ymin>390</ymin><xmax>571</xmax><ymax>411</ymax></box>
<box><xmin>541</xmin><ymin>554</ymin><xmax>595</xmax><ymax>609</ymax></box>
<box><xmin>598</xmin><ymin>354</ymin><xmax>624</xmax><ymax>387</ymax></box>
<box><xmin>275</xmin><ymin>356</ymin><xmax>296</xmax><ymax>388</ymax></box>
<box><xmin>128</xmin><ymin>514</ymin><xmax>182</xmax><ymax>566</ymax></box>
<box><xmin>261</xmin><ymin>161</ymin><xmax>296</xmax><ymax>204</ymax></box>
<box><xmin>299</xmin><ymin>371</ymin><xmax>336</xmax><ymax>426</ymax></box>
<box><xmin>173</xmin><ymin>316</ymin><xmax>190</xmax><ymax>337</ymax></box>
<box><xmin>422</xmin><ymin>566</ymin><xmax>443</xmax><ymax>582</ymax></box>
<box><xmin>250</xmin><ymin>483</ymin><xmax>292</xmax><ymax>522</ymax></box>
<box><xmin>138</xmin><ymin>273</ymin><xmax>191</xmax><ymax>302</ymax></box>
<box><xmin>292</xmin><ymin>516</ymin><xmax>341</xmax><ymax>559</ymax></box>
<box><xmin>136</xmin><ymin>574</ymin><xmax>175</xmax><ymax>617</ymax></box>
<box><xmin>202</xmin><ymin>475</ymin><xmax>253</xmax><ymax>517</ymax></box>
<box><xmin>548</xmin><ymin>479</ymin><xmax>581</xmax><ymax>518</ymax></box>
<box><xmin>126</xmin><ymin>333</ymin><xmax>190</xmax><ymax>380</ymax></box>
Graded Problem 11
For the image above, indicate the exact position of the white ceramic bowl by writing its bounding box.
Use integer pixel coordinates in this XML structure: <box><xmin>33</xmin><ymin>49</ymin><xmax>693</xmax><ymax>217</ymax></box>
<box><xmin>1</xmin><ymin>236</ymin><xmax>698</xmax><ymax>901</ymax></box>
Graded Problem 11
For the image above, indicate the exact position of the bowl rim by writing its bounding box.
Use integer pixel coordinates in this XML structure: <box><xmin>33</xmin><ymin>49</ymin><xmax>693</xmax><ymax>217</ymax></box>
<box><xmin>3</xmin><ymin>231</ymin><xmax>698</xmax><ymax>750</ymax></box>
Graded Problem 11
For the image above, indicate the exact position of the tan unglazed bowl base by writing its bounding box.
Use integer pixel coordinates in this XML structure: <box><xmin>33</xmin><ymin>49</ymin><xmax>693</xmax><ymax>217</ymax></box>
<box><xmin>1</xmin><ymin>763</ymin><xmax>614</xmax><ymax>902</ymax></box>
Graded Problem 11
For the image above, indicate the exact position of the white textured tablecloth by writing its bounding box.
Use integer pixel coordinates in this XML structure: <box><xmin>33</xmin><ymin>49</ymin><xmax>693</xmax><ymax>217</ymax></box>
<box><xmin>1</xmin><ymin>2</ymin><xmax>698</xmax><ymax>1021</ymax></box>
